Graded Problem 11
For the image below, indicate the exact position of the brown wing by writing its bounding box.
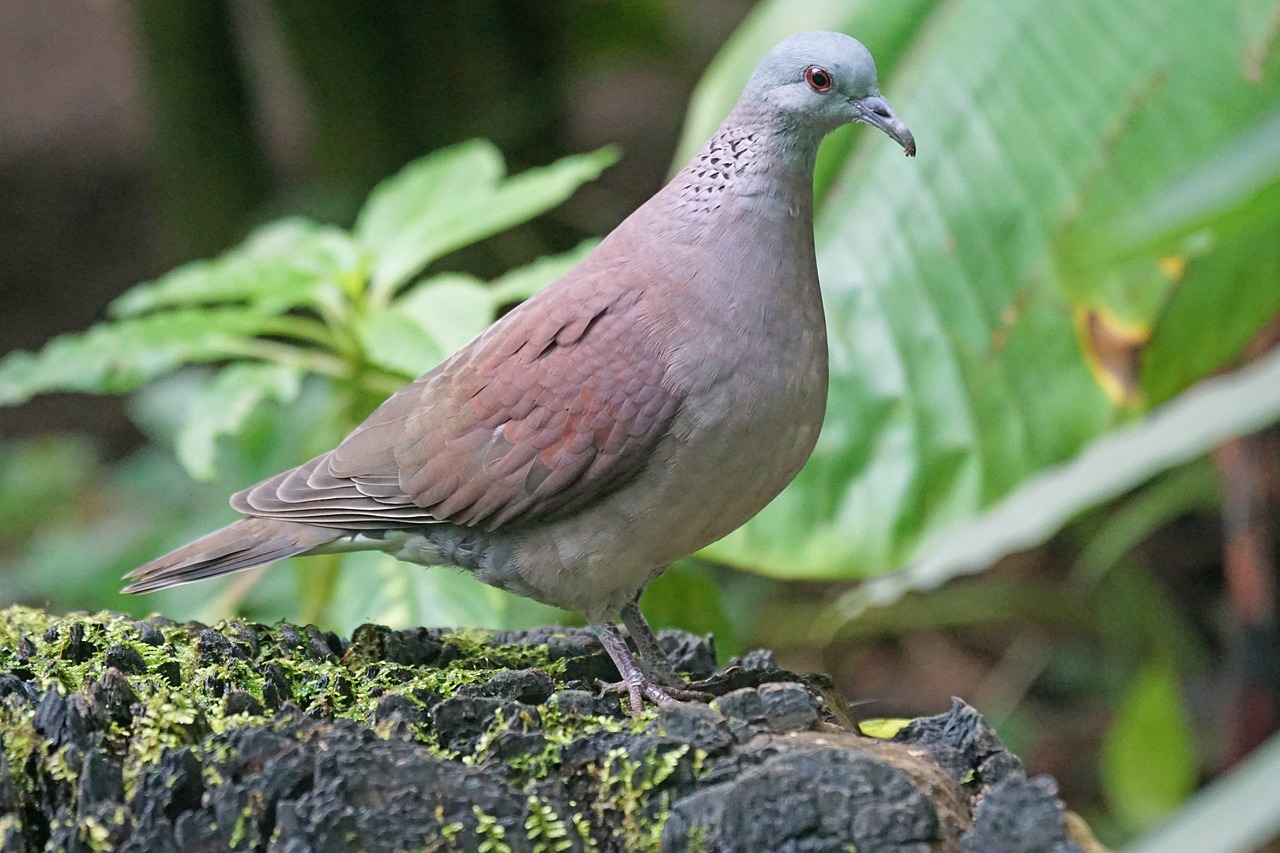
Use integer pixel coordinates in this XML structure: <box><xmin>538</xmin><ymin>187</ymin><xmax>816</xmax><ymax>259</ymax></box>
<box><xmin>233</xmin><ymin>280</ymin><xmax>680</xmax><ymax>532</ymax></box>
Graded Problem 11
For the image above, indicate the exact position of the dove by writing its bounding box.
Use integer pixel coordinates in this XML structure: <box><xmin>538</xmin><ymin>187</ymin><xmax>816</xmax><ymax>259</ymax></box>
<box><xmin>124</xmin><ymin>31</ymin><xmax>915</xmax><ymax>712</ymax></box>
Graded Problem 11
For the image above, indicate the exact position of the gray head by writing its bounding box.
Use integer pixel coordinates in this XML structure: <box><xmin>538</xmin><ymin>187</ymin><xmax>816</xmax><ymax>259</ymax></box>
<box><xmin>743</xmin><ymin>31</ymin><xmax>915</xmax><ymax>156</ymax></box>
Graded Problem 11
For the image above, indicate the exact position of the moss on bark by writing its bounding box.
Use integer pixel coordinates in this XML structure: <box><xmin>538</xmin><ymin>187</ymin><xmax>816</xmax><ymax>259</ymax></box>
<box><xmin>0</xmin><ymin>605</ymin><xmax>1104</xmax><ymax>852</ymax></box>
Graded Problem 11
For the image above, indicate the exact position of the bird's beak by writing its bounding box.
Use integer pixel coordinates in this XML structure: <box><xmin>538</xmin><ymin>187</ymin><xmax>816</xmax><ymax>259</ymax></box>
<box><xmin>851</xmin><ymin>95</ymin><xmax>916</xmax><ymax>157</ymax></box>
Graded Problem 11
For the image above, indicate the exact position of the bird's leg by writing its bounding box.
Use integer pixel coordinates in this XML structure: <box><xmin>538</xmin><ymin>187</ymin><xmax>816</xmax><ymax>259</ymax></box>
<box><xmin>591</xmin><ymin>623</ymin><xmax>707</xmax><ymax>715</ymax></box>
<box><xmin>620</xmin><ymin>598</ymin><xmax>681</xmax><ymax>681</ymax></box>
<box><xmin>592</xmin><ymin>623</ymin><xmax>674</xmax><ymax>713</ymax></box>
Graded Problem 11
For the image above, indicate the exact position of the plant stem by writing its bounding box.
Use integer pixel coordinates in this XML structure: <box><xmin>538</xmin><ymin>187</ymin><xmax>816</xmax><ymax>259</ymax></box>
<box><xmin>219</xmin><ymin>338</ymin><xmax>351</xmax><ymax>379</ymax></box>
<box><xmin>261</xmin><ymin>315</ymin><xmax>343</xmax><ymax>351</ymax></box>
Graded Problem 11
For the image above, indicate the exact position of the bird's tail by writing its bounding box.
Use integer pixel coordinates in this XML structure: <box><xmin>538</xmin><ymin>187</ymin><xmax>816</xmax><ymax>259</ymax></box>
<box><xmin>122</xmin><ymin>517</ymin><xmax>342</xmax><ymax>594</ymax></box>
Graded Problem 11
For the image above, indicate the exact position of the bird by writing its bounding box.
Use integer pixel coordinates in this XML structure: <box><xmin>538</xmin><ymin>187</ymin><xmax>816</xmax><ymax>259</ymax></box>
<box><xmin>124</xmin><ymin>31</ymin><xmax>915</xmax><ymax>713</ymax></box>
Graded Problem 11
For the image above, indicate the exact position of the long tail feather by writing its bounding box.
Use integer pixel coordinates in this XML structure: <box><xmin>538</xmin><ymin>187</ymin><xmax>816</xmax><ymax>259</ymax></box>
<box><xmin>122</xmin><ymin>517</ymin><xmax>342</xmax><ymax>594</ymax></box>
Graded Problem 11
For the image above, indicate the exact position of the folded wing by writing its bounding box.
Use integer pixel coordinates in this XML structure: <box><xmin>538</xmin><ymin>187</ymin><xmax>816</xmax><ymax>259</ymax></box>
<box><xmin>233</xmin><ymin>282</ymin><xmax>680</xmax><ymax>532</ymax></box>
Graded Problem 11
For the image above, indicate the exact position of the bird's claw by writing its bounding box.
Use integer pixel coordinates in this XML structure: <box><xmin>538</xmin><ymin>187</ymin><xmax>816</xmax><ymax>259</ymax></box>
<box><xmin>597</xmin><ymin>677</ymin><xmax>712</xmax><ymax>715</ymax></box>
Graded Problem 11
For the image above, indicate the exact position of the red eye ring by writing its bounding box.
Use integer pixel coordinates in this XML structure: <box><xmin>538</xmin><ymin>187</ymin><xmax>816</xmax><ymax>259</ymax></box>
<box><xmin>804</xmin><ymin>66</ymin><xmax>834</xmax><ymax>93</ymax></box>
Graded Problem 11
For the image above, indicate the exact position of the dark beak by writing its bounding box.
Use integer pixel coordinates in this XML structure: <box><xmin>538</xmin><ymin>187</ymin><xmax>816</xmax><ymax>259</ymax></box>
<box><xmin>852</xmin><ymin>95</ymin><xmax>916</xmax><ymax>157</ymax></box>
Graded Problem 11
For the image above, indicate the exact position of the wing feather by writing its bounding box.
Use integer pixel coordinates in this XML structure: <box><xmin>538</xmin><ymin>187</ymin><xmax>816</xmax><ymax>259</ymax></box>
<box><xmin>228</xmin><ymin>276</ymin><xmax>680</xmax><ymax>533</ymax></box>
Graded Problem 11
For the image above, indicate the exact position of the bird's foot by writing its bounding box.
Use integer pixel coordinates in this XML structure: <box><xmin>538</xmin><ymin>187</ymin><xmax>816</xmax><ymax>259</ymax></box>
<box><xmin>591</xmin><ymin>620</ymin><xmax>711</xmax><ymax>715</ymax></box>
<box><xmin>598</xmin><ymin>677</ymin><xmax>713</xmax><ymax>716</ymax></box>
<box><xmin>618</xmin><ymin>598</ymin><xmax>689</xmax><ymax>683</ymax></box>
<box><xmin>639</xmin><ymin>663</ymin><xmax>692</xmax><ymax>689</ymax></box>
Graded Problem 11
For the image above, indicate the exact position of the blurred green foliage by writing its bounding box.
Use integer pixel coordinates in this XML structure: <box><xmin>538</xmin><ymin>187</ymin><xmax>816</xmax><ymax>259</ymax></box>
<box><xmin>0</xmin><ymin>142</ymin><xmax>613</xmax><ymax>414</ymax></box>
<box><xmin>687</xmin><ymin>0</ymin><xmax>1280</xmax><ymax>583</ymax></box>
<box><xmin>1103</xmin><ymin>662</ymin><xmax>1198</xmax><ymax>832</ymax></box>
<box><xmin>0</xmin><ymin>143</ymin><xmax>612</xmax><ymax>624</ymax></box>
<box><xmin>678</xmin><ymin>1</ymin><xmax>1279</xmax><ymax>846</ymax></box>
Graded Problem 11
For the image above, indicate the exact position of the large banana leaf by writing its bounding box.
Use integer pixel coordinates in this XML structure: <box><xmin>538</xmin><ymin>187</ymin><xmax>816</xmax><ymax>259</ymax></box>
<box><xmin>684</xmin><ymin>0</ymin><xmax>1280</xmax><ymax>579</ymax></box>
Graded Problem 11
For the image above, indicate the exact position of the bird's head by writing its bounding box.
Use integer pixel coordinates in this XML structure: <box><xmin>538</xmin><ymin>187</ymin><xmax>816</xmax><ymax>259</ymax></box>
<box><xmin>744</xmin><ymin>31</ymin><xmax>916</xmax><ymax>156</ymax></box>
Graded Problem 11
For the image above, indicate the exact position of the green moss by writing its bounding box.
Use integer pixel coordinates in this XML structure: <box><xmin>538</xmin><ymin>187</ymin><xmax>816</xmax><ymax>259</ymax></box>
<box><xmin>684</xmin><ymin>824</ymin><xmax>711</xmax><ymax>853</ymax></box>
<box><xmin>524</xmin><ymin>795</ymin><xmax>575</xmax><ymax>853</ymax></box>
<box><xmin>502</xmin><ymin>732</ymin><xmax>561</xmax><ymax>779</ymax></box>
<box><xmin>80</xmin><ymin>807</ymin><xmax>126</xmax><ymax>852</ymax></box>
<box><xmin>435</xmin><ymin>627</ymin><xmax>560</xmax><ymax>675</ymax></box>
<box><xmin>435</xmin><ymin>805</ymin><xmax>466</xmax><ymax>851</ymax></box>
<box><xmin>473</xmin><ymin>805</ymin><xmax>514</xmax><ymax>853</ymax></box>
<box><xmin>0</xmin><ymin>813</ymin><xmax>25</xmax><ymax>844</ymax></box>
<box><xmin>0</xmin><ymin>702</ymin><xmax>39</xmax><ymax>806</ymax></box>
<box><xmin>570</xmin><ymin>808</ymin><xmax>596</xmax><ymax>850</ymax></box>
<box><xmin>0</xmin><ymin>605</ymin><xmax>709</xmax><ymax>850</ymax></box>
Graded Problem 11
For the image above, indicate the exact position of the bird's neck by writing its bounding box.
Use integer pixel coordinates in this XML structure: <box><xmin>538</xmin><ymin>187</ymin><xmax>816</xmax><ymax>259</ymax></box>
<box><xmin>662</xmin><ymin>105</ymin><xmax>823</xmax><ymax>233</ymax></box>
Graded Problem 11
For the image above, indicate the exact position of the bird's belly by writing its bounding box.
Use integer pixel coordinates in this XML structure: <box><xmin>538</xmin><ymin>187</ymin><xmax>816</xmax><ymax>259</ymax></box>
<box><xmin>661</xmin><ymin>348</ymin><xmax>828</xmax><ymax>546</ymax></box>
<box><xmin>511</xmin><ymin>334</ymin><xmax>827</xmax><ymax>620</ymax></box>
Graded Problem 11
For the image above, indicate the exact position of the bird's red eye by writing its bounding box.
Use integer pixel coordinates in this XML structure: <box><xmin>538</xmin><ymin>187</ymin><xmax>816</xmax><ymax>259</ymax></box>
<box><xmin>804</xmin><ymin>66</ymin><xmax>834</xmax><ymax>93</ymax></box>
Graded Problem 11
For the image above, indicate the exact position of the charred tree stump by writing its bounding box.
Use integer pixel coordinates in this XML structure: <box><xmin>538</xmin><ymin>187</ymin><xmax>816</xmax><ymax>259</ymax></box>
<box><xmin>0</xmin><ymin>606</ymin><xmax>1103</xmax><ymax>852</ymax></box>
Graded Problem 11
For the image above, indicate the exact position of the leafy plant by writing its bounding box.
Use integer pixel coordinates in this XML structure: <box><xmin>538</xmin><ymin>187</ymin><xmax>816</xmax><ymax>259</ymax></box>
<box><xmin>0</xmin><ymin>141</ymin><xmax>615</xmax><ymax>624</ymax></box>
<box><xmin>2</xmin><ymin>141</ymin><xmax>612</xmax><ymax>456</ymax></box>
<box><xmin>678</xmin><ymin>0</ymin><xmax>1280</xmax><ymax>588</ymax></box>
<box><xmin>674</xmin><ymin>1</ymin><xmax>1279</xmax><ymax>846</ymax></box>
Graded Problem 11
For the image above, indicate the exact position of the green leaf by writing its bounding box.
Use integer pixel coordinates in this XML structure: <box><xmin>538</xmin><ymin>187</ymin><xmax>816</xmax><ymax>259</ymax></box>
<box><xmin>355</xmin><ymin>141</ymin><xmax>504</xmax><ymax>256</ymax></box>
<box><xmin>1055</xmin><ymin>85</ymin><xmax>1280</xmax><ymax>406</ymax></box>
<box><xmin>111</xmin><ymin>218</ymin><xmax>362</xmax><ymax>317</ymax></box>
<box><xmin>831</xmin><ymin>345</ymin><xmax>1280</xmax><ymax>619</ymax></box>
<box><xmin>1102</xmin><ymin>662</ymin><xmax>1197</xmax><ymax>831</ymax></box>
<box><xmin>639</xmin><ymin>562</ymin><xmax>737</xmax><ymax>659</ymax></box>
<box><xmin>692</xmin><ymin>0</ymin><xmax>1280</xmax><ymax>579</ymax></box>
<box><xmin>355</xmin><ymin>274</ymin><xmax>490</xmax><ymax>379</ymax></box>
<box><xmin>356</xmin><ymin>141</ymin><xmax>618</xmax><ymax>301</ymax></box>
<box><xmin>0</xmin><ymin>443</ymin><xmax>237</xmax><ymax>613</ymax></box>
<box><xmin>357</xmin><ymin>242</ymin><xmax>602</xmax><ymax>380</ymax></box>
<box><xmin>1123</xmin><ymin>731</ymin><xmax>1280</xmax><ymax>853</ymax></box>
<box><xmin>0</xmin><ymin>436</ymin><xmax>99</xmax><ymax>542</ymax></box>
<box><xmin>0</xmin><ymin>309</ymin><xmax>291</xmax><ymax>406</ymax></box>
<box><xmin>328</xmin><ymin>552</ymin><xmax>569</xmax><ymax>634</ymax></box>
<box><xmin>487</xmin><ymin>239</ymin><xmax>599</xmax><ymax>304</ymax></box>
<box><xmin>1</xmin><ymin>373</ymin><xmax>343</xmax><ymax>618</ymax></box>
<box><xmin>175</xmin><ymin>362</ymin><xmax>304</xmax><ymax>480</ymax></box>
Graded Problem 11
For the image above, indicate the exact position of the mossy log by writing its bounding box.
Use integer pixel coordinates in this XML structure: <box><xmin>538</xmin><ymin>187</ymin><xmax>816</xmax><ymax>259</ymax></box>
<box><xmin>0</xmin><ymin>606</ymin><xmax>1104</xmax><ymax>852</ymax></box>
